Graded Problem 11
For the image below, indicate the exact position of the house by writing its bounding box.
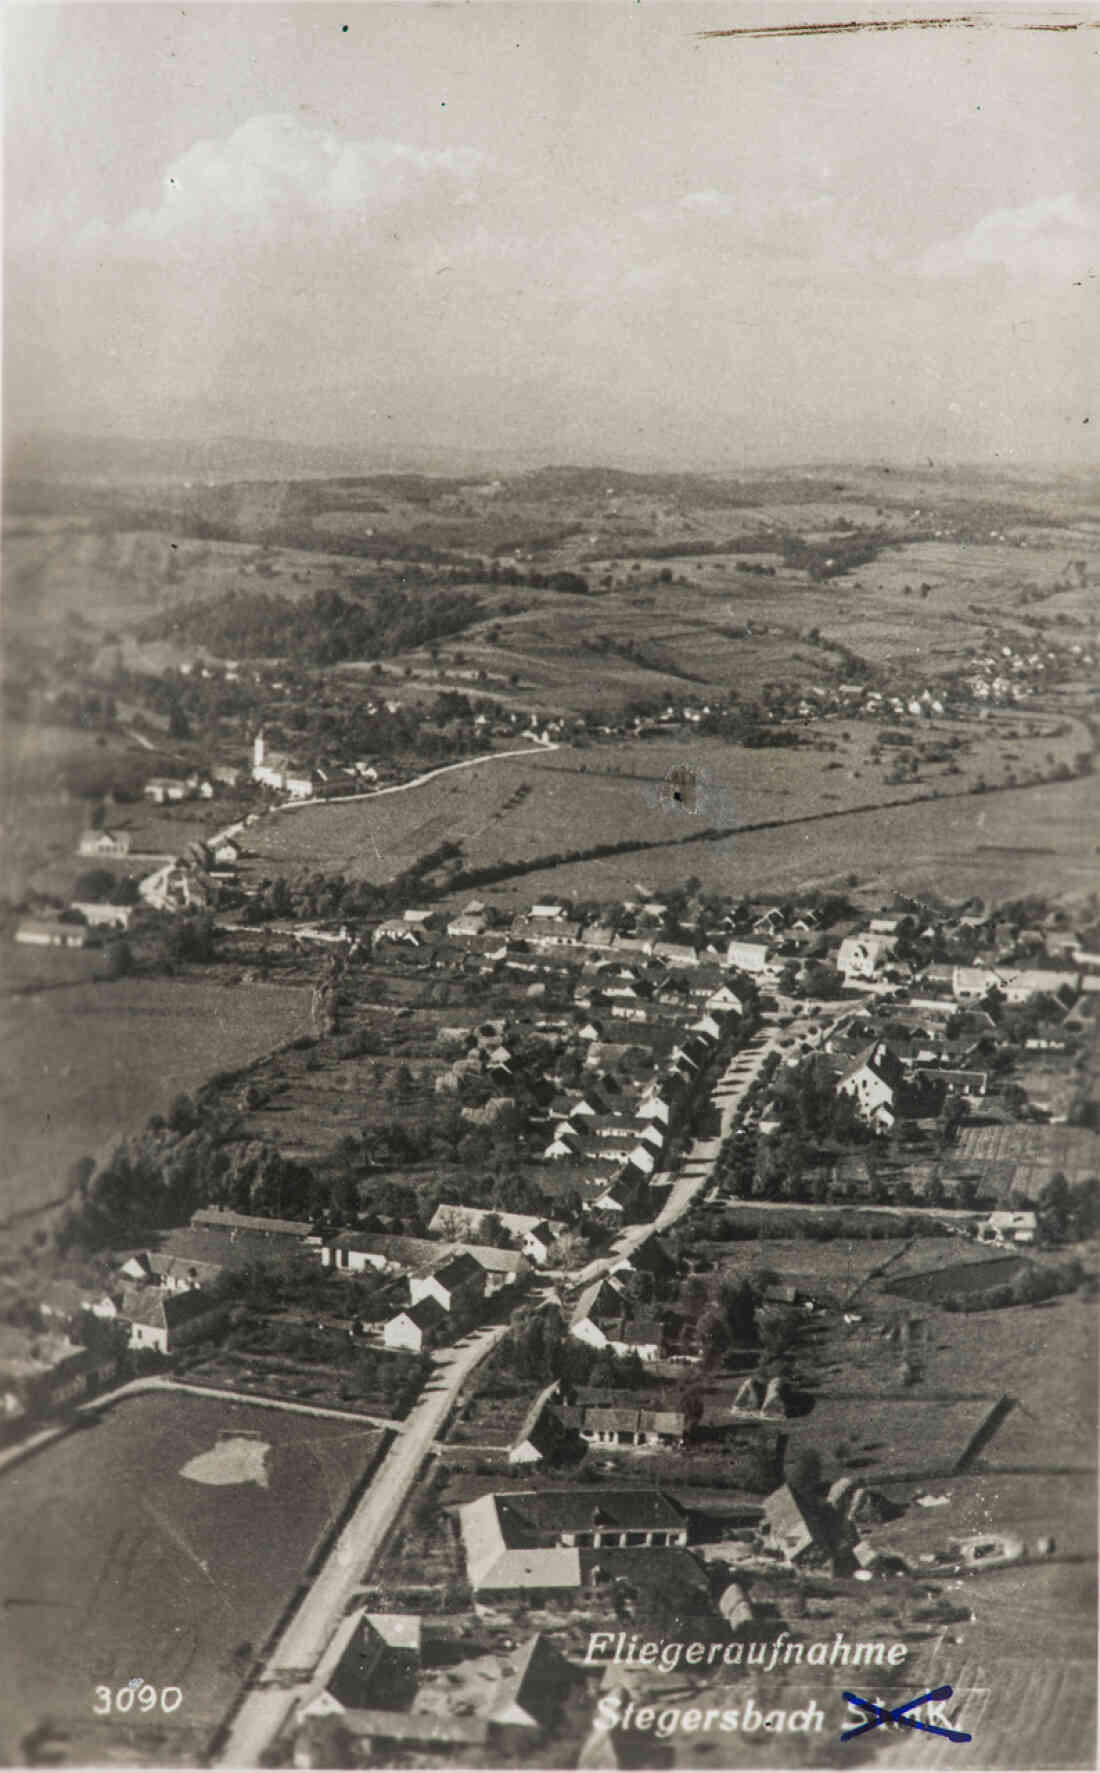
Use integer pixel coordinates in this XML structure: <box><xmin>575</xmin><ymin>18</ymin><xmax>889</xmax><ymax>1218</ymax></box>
<box><xmin>565</xmin><ymin>1399</ymin><xmax>685</xmax><ymax>1447</ymax></box>
<box><xmin>604</xmin><ymin>1318</ymin><xmax>664</xmax><ymax>1362</ymax></box>
<box><xmin>569</xmin><ymin>1278</ymin><xmax>628</xmax><ymax>1347</ymax></box>
<box><xmin>427</xmin><ymin>1205</ymin><xmax>563</xmax><ymax>1265</ymax></box>
<box><xmin>383</xmin><ymin>1296</ymin><xmax>448</xmax><ymax>1352</ymax></box>
<box><xmin>999</xmin><ymin>968</ymin><xmax>1079</xmax><ymax>1005</ymax></box>
<box><xmin>143</xmin><ymin>777</ymin><xmax>191</xmax><ymax>804</ymax></box>
<box><xmin>191</xmin><ymin>1206</ymin><xmax>315</xmax><ymax>1244</ymax></box>
<box><xmin>614</xmin><ymin>1232</ymin><xmax>676</xmax><ymax>1282</ymax></box>
<box><xmin>978</xmin><ymin>1210</ymin><xmax>1037</xmax><ymax>1246</ymax></box>
<box><xmin>761</xmin><ymin>1484</ymin><xmax>838</xmax><ymax>1566</ymax></box>
<box><xmin>447</xmin><ymin>912</ymin><xmax>487</xmax><ymax>938</ymax></box>
<box><xmin>727</xmin><ymin>940</ymin><xmax>771</xmax><ymax>974</ymax></box>
<box><xmin>706</xmin><ymin>984</ymin><xmax>744</xmax><ymax>1015</ymax></box>
<box><xmin>409</xmin><ymin>1251</ymin><xmax>484</xmax><ymax>1314</ymax></box>
<box><xmin>837</xmin><ymin>1041</ymin><xmax>904</xmax><ymax>1130</ymax></box>
<box><xmin>297</xmin><ymin>1611</ymin><xmax>420</xmax><ymax>1721</ymax></box>
<box><xmin>456</xmin><ymin>1488</ymin><xmax>689</xmax><ymax>1594</ymax></box>
<box><xmin>120</xmin><ymin>1286</ymin><xmax>228</xmax><ymax>1354</ymax></box>
<box><xmin>138</xmin><ymin>860</ymin><xmax>208</xmax><ymax>913</ymax></box>
<box><xmin>753</xmin><ymin>907</ymin><xmax>787</xmax><ymax>937</ymax></box>
<box><xmin>15</xmin><ymin>919</ymin><xmax>91</xmax><ymax>949</ymax></box>
<box><xmin>489</xmin><ymin>1633</ymin><xmax>575</xmax><ymax>1736</ymax></box>
<box><xmin>952</xmin><ymin>965</ymin><xmax>1003</xmax><ymax>1002</ymax></box>
<box><xmin>77</xmin><ymin>829</ymin><xmax>132</xmax><ymax>859</ymax></box>
<box><xmin>70</xmin><ymin>901</ymin><xmax>135</xmax><ymax>930</ymax></box>
<box><xmin>463</xmin><ymin>1246</ymin><xmax>531</xmax><ymax>1295</ymax></box>
<box><xmin>837</xmin><ymin>935</ymin><xmax>893</xmax><ymax>980</ymax></box>
<box><xmin>211</xmin><ymin>838</ymin><xmax>241</xmax><ymax>866</ymax></box>
<box><xmin>0</xmin><ymin>1330</ymin><xmax>121</xmax><ymax>1422</ymax></box>
<box><xmin>508</xmin><ymin>1382</ymin><xmax>570</xmax><ymax>1466</ymax></box>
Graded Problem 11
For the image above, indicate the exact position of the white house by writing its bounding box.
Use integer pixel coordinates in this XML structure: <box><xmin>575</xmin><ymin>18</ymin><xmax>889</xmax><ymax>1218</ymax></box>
<box><xmin>15</xmin><ymin>919</ymin><xmax>90</xmax><ymax>948</ymax></box>
<box><xmin>70</xmin><ymin>901</ymin><xmax>135</xmax><ymax>930</ymax></box>
<box><xmin>978</xmin><ymin>1210</ymin><xmax>1037</xmax><ymax>1246</ymax></box>
<box><xmin>78</xmin><ymin>829</ymin><xmax>132</xmax><ymax>859</ymax></box>
<box><xmin>727</xmin><ymin>940</ymin><xmax>771</xmax><ymax>975</ymax></box>
<box><xmin>143</xmin><ymin>777</ymin><xmax>191</xmax><ymax>805</ymax></box>
<box><xmin>121</xmin><ymin>1287</ymin><xmax>227</xmax><ymax>1354</ymax></box>
<box><xmin>837</xmin><ymin>935</ymin><xmax>893</xmax><ymax>980</ymax></box>
<box><xmin>409</xmin><ymin>1251</ymin><xmax>483</xmax><ymax>1314</ymax></box>
<box><xmin>952</xmin><ymin>965</ymin><xmax>1002</xmax><ymax>1002</ymax></box>
<box><xmin>837</xmin><ymin>1040</ymin><xmax>904</xmax><ymax>1131</ymax></box>
<box><xmin>384</xmin><ymin>1298</ymin><xmax>447</xmax><ymax>1352</ymax></box>
<box><xmin>139</xmin><ymin>861</ymin><xmax>208</xmax><ymax>913</ymax></box>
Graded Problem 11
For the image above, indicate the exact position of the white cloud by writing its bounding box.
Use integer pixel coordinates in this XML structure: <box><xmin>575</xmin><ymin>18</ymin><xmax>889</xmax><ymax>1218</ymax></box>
<box><xmin>919</xmin><ymin>193</ymin><xmax>1095</xmax><ymax>281</ymax></box>
<box><xmin>84</xmin><ymin>114</ymin><xmax>486</xmax><ymax>252</ymax></box>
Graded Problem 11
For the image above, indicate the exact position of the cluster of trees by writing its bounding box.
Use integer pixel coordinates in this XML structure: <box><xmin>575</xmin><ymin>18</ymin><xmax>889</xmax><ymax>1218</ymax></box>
<box><xmin>1037</xmin><ymin>1174</ymin><xmax>1099</xmax><ymax>1243</ymax></box>
<box><xmin>505</xmin><ymin>1303</ymin><xmax>648</xmax><ymax>1390</ymax></box>
<box><xmin>56</xmin><ymin>1111</ymin><xmax>323</xmax><ymax>1254</ymax></box>
<box><xmin>939</xmin><ymin>1256</ymin><xmax>1083</xmax><ymax>1312</ymax></box>
<box><xmin>142</xmin><ymin>585</ymin><xmax>484</xmax><ymax>666</ymax></box>
<box><xmin>781</xmin><ymin>530</ymin><xmax>885</xmax><ymax>581</ymax></box>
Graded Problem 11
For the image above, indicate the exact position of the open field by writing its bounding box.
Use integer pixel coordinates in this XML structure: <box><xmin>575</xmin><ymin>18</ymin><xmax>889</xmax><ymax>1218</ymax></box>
<box><xmin>242</xmin><ymin>712</ymin><xmax>1089</xmax><ymax>892</ymax></box>
<box><xmin>0</xmin><ymin>1392</ymin><xmax>384</xmax><ymax>1760</ymax></box>
<box><xmin>425</xmin><ymin>771</ymin><xmax>1100</xmax><ymax>912</ymax></box>
<box><xmin>0</xmin><ymin>975</ymin><xmax>310</xmax><ymax>1227</ymax></box>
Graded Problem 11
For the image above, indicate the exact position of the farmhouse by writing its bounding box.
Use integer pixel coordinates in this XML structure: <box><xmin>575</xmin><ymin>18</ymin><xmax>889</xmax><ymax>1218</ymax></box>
<box><xmin>191</xmin><ymin>1206</ymin><xmax>316</xmax><ymax>1245</ymax></box>
<box><xmin>15</xmin><ymin>919</ymin><xmax>91</xmax><ymax>949</ymax></box>
<box><xmin>384</xmin><ymin>1296</ymin><xmax>448</xmax><ymax>1352</ymax></box>
<box><xmin>456</xmin><ymin>1487</ymin><xmax>690</xmax><ymax>1594</ymax></box>
<box><xmin>837</xmin><ymin>1041</ymin><xmax>904</xmax><ymax>1130</ymax></box>
<box><xmin>427</xmin><ymin>1205</ymin><xmax>564</xmax><ymax>1264</ymax></box>
<box><xmin>837</xmin><ymin>935</ymin><xmax>893</xmax><ymax>980</ymax></box>
<box><xmin>120</xmin><ymin>1286</ymin><xmax>228</xmax><ymax>1354</ymax></box>
<box><xmin>409</xmin><ymin>1251</ymin><xmax>483</xmax><ymax>1314</ymax></box>
<box><xmin>77</xmin><ymin>829</ymin><xmax>132</xmax><ymax>859</ymax></box>
<box><xmin>489</xmin><ymin>1632</ymin><xmax>575</xmax><ymax>1736</ymax></box>
<box><xmin>727</xmin><ymin>940</ymin><xmax>771</xmax><ymax>975</ymax></box>
<box><xmin>143</xmin><ymin>777</ymin><xmax>191</xmax><ymax>804</ymax></box>
<box><xmin>761</xmin><ymin>1484</ymin><xmax>840</xmax><ymax>1567</ymax></box>
<box><xmin>297</xmin><ymin>1609</ymin><xmax>421</xmax><ymax>1720</ymax></box>
<box><xmin>978</xmin><ymin>1210</ymin><xmax>1038</xmax><ymax>1246</ymax></box>
<box><xmin>70</xmin><ymin>900</ymin><xmax>135</xmax><ymax>930</ymax></box>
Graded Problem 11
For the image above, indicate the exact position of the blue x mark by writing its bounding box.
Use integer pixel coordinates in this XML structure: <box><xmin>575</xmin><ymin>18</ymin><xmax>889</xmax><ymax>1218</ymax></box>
<box><xmin>842</xmin><ymin>1685</ymin><xmax>973</xmax><ymax>1743</ymax></box>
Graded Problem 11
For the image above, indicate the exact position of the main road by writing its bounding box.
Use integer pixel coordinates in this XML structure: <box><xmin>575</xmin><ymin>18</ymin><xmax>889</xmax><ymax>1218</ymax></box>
<box><xmin>216</xmin><ymin>1317</ymin><xmax>509</xmax><ymax>1767</ymax></box>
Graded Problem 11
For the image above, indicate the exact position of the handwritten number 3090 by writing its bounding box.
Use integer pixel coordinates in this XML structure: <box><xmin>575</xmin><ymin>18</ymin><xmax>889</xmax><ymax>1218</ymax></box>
<box><xmin>94</xmin><ymin>1687</ymin><xmax>182</xmax><ymax>1714</ymax></box>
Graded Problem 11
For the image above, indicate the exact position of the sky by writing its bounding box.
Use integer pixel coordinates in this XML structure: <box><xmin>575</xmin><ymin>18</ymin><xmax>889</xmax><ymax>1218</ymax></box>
<box><xmin>4</xmin><ymin>1</ymin><xmax>1098</xmax><ymax>468</ymax></box>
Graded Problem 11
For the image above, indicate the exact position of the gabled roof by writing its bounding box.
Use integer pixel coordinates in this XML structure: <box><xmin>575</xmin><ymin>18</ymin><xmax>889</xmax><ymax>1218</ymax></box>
<box><xmin>391</xmin><ymin>1296</ymin><xmax>448</xmax><ymax>1332</ymax></box>
<box><xmin>428</xmin><ymin>1251</ymin><xmax>482</xmax><ymax>1289</ymax></box>
<box><xmin>489</xmin><ymin>1633</ymin><xmax>573</xmax><ymax>1730</ymax></box>
<box><xmin>121</xmin><ymin>1286</ymin><xmax>223</xmax><ymax>1330</ymax></box>
<box><xmin>570</xmin><ymin>1277</ymin><xmax>624</xmax><ymax>1327</ymax></box>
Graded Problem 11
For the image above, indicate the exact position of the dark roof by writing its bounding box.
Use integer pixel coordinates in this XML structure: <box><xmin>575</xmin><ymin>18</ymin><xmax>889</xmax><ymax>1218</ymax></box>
<box><xmin>503</xmin><ymin>1487</ymin><xmax>685</xmax><ymax>1536</ymax></box>
<box><xmin>191</xmin><ymin>1207</ymin><xmax>313</xmax><ymax>1239</ymax></box>
<box><xmin>393</xmin><ymin>1297</ymin><xmax>448</xmax><ymax>1331</ymax></box>
<box><xmin>121</xmin><ymin>1287</ymin><xmax>225</xmax><ymax>1330</ymax></box>
<box><xmin>430</xmin><ymin>1250</ymin><xmax>482</xmax><ymax>1288</ymax></box>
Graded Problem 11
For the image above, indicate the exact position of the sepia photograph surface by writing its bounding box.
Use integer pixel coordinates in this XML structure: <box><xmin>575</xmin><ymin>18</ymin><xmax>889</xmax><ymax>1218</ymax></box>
<box><xmin>2</xmin><ymin>3</ymin><xmax>1097</xmax><ymax>1769</ymax></box>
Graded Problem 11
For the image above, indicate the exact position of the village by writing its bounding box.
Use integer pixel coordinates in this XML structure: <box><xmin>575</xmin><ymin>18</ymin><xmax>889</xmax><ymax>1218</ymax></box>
<box><xmin>2</xmin><ymin>833</ymin><xmax>1098</xmax><ymax>1766</ymax></box>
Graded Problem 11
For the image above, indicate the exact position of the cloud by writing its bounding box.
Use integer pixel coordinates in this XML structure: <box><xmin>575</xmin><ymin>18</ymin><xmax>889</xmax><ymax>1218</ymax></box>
<box><xmin>919</xmin><ymin>193</ymin><xmax>1095</xmax><ymax>281</ymax></box>
<box><xmin>83</xmin><ymin>114</ymin><xmax>486</xmax><ymax>252</ymax></box>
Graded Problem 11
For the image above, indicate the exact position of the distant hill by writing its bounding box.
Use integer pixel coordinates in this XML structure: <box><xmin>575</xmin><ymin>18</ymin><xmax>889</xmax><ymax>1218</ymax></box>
<box><xmin>4</xmin><ymin>431</ymin><xmax>378</xmax><ymax>485</ymax></box>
